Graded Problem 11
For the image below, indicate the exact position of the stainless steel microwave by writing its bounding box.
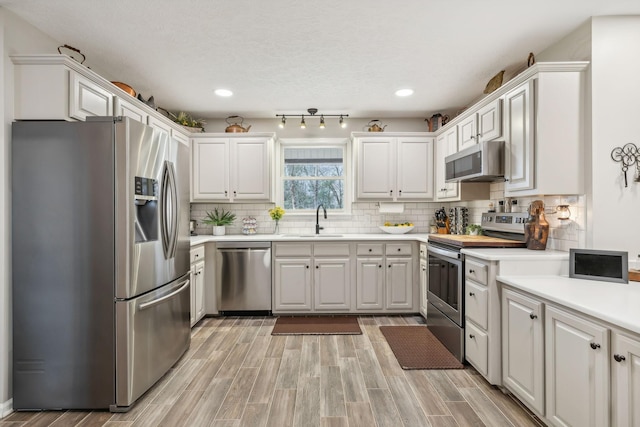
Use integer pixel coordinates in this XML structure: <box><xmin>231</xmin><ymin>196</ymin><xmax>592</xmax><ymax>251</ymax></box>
<box><xmin>445</xmin><ymin>140</ymin><xmax>504</xmax><ymax>182</ymax></box>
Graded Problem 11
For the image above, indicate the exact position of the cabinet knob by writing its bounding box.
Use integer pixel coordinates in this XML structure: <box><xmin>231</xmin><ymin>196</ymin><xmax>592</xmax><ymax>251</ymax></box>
<box><xmin>316</xmin><ymin>265</ymin><xmax>319</xmax><ymax>269</ymax></box>
<box><xmin>397</xmin><ymin>248</ymin><xmax>401</xmax><ymax>252</ymax></box>
<box><xmin>529</xmin><ymin>313</ymin><xmax>537</xmax><ymax>319</ymax></box>
<box><xmin>233</xmin><ymin>190</ymin><xmax>237</xmax><ymax>196</ymax></box>
<box><xmin>399</xmin><ymin>190</ymin><xmax>402</xmax><ymax>195</ymax></box>
<box><xmin>590</xmin><ymin>342</ymin><xmax>601</xmax><ymax>350</ymax></box>
<box><xmin>389</xmin><ymin>190</ymin><xmax>393</xmax><ymax>195</ymax></box>
<box><xmin>469</xmin><ymin>269</ymin><xmax>475</xmax><ymax>273</ymax></box>
<box><xmin>224</xmin><ymin>190</ymin><xmax>228</xmax><ymax>196</ymax></box>
<box><xmin>613</xmin><ymin>354</ymin><xmax>626</xmax><ymax>362</ymax></box>
<box><xmin>504</xmin><ymin>178</ymin><xmax>510</xmax><ymax>182</ymax></box>
<box><xmin>469</xmin><ymin>334</ymin><xmax>475</xmax><ymax>339</ymax></box>
<box><xmin>470</xmin><ymin>135</ymin><xmax>475</xmax><ymax>139</ymax></box>
<box><xmin>388</xmin><ymin>265</ymin><xmax>391</xmax><ymax>268</ymax></box>
<box><xmin>306</xmin><ymin>265</ymin><xmax>309</xmax><ymax>269</ymax></box>
<box><xmin>422</xmin><ymin>267</ymin><xmax>426</xmax><ymax>271</ymax></box>
<box><xmin>379</xmin><ymin>265</ymin><xmax>382</xmax><ymax>268</ymax></box>
<box><xmin>369</xmin><ymin>248</ymin><xmax>372</xmax><ymax>252</ymax></box>
<box><xmin>469</xmin><ymin>292</ymin><xmax>475</xmax><ymax>296</ymax></box>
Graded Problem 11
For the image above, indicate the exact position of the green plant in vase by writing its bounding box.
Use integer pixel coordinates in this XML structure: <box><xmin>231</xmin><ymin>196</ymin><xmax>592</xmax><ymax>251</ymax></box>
<box><xmin>202</xmin><ymin>208</ymin><xmax>236</xmax><ymax>236</ymax></box>
<box><xmin>466</xmin><ymin>224</ymin><xmax>483</xmax><ymax>235</ymax></box>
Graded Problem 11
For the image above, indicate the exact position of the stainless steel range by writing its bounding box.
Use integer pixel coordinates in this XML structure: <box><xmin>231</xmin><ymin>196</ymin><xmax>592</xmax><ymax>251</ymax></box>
<box><xmin>426</xmin><ymin>212</ymin><xmax>528</xmax><ymax>361</ymax></box>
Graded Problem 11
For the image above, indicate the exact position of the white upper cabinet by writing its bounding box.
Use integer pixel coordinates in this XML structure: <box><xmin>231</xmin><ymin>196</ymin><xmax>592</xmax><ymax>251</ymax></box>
<box><xmin>457</xmin><ymin>98</ymin><xmax>502</xmax><ymax>151</ymax></box>
<box><xmin>114</xmin><ymin>96</ymin><xmax>148</xmax><ymax>124</ymax></box>
<box><xmin>191</xmin><ymin>134</ymin><xmax>273</xmax><ymax>202</ymax></box>
<box><xmin>435</xmin><ymin>128</ymin><xmax>459</xmax><ymax>200</ymax></box>
<box><xmin>69</xmin><ymin>72</ymin><xmax>114</xmax><ymax>120</ymax></box>
<box><xmin>504</xmin><ymin>63</ymin><xmax>588</xmax><ymax>196</ymax></box>
<box><xmin>504</xmin><ymin>80</ymin><xmax>535</xmax><ymax>192</ymax></box>
<box><xmin>354</xmin><ymin>133</ymin><xmax>433</xmax><ymax>201</ymax></box>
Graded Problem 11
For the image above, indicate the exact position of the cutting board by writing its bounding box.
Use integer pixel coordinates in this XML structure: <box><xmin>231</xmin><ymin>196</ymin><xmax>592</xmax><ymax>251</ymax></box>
<box><xmin>428</xmin><ymin>234</ymin><xmax>526</xmax><ymax>248</ymax></box>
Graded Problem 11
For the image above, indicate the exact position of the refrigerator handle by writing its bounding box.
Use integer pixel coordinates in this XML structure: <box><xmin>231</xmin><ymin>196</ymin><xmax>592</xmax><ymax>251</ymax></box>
<box><xmin>138</xmin><ymin>279</ymin><xmax>190</xmax><ymax>310</ymax></box>
<box><xmin>166</xmin><ymin>161</ymin><xmax>179</xmax><ymax>258</ymax></box>
<box><xmin>159</xmin><ymin>161</ymin><xmax>171</xmax><ymax>258</ymax></box>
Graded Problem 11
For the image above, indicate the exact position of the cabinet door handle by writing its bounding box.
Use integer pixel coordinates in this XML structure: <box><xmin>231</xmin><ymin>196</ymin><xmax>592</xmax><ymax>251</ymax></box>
<box><xmin>469</xmin><ymin>334</ymin><xmax>475</xmax><ymax>339</ymax></box>
<box><xmin>469</xmin><ymin>292</ymin><xmax>475</xmax><ymax>296</ymax></box>
<box><xmin>613</xmin><ymin>354</ymin><xmax>626</xmax><ymax>362</ymax></box>
<box><xmin>529</xmin><ymin>313</ymin><xmax>537</xmax><ymax>319</ymax></box>
<box><xmin>590</xmin><ymin>342</ymin><xmax>601</xmax><ymax>350</ymax></box>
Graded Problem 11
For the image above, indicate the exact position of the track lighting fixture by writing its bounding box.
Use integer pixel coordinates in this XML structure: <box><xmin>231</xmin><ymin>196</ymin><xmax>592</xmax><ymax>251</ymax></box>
<box><xmin>276</xmin><ymin>108</ymin><xmax>349</xmax><ymax>129</ymax></box>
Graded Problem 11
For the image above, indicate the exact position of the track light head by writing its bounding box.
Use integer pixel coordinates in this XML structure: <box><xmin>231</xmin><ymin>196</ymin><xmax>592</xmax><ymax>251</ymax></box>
<box><xmin>300</xmin><ymin>116</ymin><xmax>306</xmax><ymax>129</ymax></box>
<box><xmin>279</xmin><ymin>116</ymin><xmax>286</xmax><ymax>129</ymax></box>
<box><xmin>319</xmin><ymin>115</ymin><xmax>325</xmax><ymax>129</ymax></box>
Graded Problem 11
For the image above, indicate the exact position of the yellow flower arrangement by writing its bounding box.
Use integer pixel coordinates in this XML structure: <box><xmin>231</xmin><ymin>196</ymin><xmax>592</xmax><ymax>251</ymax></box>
<box><xmin>269</xmin><ymin>206</ymin><xmax>285</xmax><ymax>221</ymax></box>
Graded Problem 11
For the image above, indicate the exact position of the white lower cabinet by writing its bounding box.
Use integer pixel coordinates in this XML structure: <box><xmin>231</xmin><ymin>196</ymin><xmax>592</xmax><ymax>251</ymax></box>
<box><xmin>501</xmin><ymin>288</ymin><xmax>545</xmax><ymax>416</ymax></box>
<box><xmin>356</xmin><ymin>258</ymin><xmax>384</xmax><ymax>310</ymax></box>
<box><xmin>419</xmin><ymin>251</ymin><xmax>428</xmax><ymax>318</ymax></box>
<box><xmin>612</xmin><ymin>332</ymin><xmax>640</xmax><ymax>427</ymax></box>
<box><xmin>273</xmin><ymin>258</ymin><xmax>312</xmax><ymax>311</ymax></box>
<box><xmin>274</xmin><ymin>241</ymin><xmax>416</xmax><ymax>314</ymax></box>
<box><xmin>385</xmin><ymin>257</ymin><xmax>413</xmax><ymax>309</ymax></box>
<box><xmin>545</xmin><ymin>305</ymin><xmax>610</xmax><ymax>427</ymax></box>
<box><xmin>314</xmin><ymin>258</ymin><xmax>351</xmax><ymax>310</ymax></box>
<box><xmin>465</xmin><ymin>321</ymin><xmax>488</xmax><ymax>377</ymax></box>
<box><xmin>500</xmin><ymin>285</ymin><xmax>615</xmax><ymax>427</ymax></box>
<box><xmin>189</xmin><ymin>245</ymin><xmax>206</xmax><ymax>327</ymax></box>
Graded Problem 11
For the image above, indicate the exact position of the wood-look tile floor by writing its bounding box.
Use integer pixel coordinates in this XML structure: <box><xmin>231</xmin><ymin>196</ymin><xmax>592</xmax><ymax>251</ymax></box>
<box><xmin>1</xmin><ymin>315</ymin><xmax>545</xmax><ymax>427</ymax></box>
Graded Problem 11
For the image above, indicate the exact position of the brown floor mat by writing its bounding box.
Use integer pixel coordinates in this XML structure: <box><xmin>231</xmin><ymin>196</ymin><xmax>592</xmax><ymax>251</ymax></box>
<box><xmin>272</xmin><ymin>316</ymin><xmax>362</xmax><ymax>335</ymax></box>
<box><xmin>379</xmin><ymin>325</ymin><xmax>464</xmax><ymax>369</ymax></box>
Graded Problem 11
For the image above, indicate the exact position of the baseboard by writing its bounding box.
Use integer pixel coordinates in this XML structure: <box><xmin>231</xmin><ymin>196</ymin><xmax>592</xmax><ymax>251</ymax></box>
<box><xmin>1</xmin><ymin>398</ymin><xmax>13</xmax><ymax>419</ymax></box>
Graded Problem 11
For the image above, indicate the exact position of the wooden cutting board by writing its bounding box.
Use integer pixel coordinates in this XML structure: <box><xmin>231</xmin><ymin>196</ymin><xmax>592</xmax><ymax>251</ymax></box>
<box><xmin>428</xmin><ymin>234</ymin><xmax>526</xmax><ymax>248</ymax></box>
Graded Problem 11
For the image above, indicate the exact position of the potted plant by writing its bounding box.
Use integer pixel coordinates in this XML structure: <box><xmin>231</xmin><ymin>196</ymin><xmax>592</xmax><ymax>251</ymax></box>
<box><xmin>467</xmin><ymin>224</ymin><xmax>483</xmax><ymax>235</ymax></box>
<box><xmin>169</xmin><ymin>111</ymin><xmax>206</xmax><ymax>132</ymax></box>
<box><xmin>202</xmin><ymin>208</ymin><xmax>236</xmax><ymax>236</ymax></box>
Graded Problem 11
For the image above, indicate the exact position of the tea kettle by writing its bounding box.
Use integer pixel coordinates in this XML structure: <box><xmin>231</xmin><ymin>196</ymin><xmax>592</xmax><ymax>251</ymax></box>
<box><xmin>225</xmin><ymin>116</ymin><xmax>251</xmax><ymax>133</ymax></box>
<box><xmin>425</xmin><ymin>113</ymin><xmax>450</xmax><ymax>132</ymax></box>
<box><xmin>367</xmin><ymin>120</ymin><xmax>387</xmax><ymax>132</ymax></box>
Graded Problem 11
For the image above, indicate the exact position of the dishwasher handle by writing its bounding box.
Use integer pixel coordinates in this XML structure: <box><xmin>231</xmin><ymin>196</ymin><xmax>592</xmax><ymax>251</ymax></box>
<box><xmin>217</xmin><ymin>248</ymin><xmax>270</xmax><ymax>254</ymax></box>
<box><xmin>216</xmin><ymin>241</ymin><xmax>271</xmax><ymax>249</ymax></box>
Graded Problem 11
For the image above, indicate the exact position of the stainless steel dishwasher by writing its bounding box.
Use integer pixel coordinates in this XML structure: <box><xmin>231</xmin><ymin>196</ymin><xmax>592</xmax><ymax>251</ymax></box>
<box><xmin>216</xmin><ymin>241</ymin><xmax>272</xmax><ymax>314</ymax></box>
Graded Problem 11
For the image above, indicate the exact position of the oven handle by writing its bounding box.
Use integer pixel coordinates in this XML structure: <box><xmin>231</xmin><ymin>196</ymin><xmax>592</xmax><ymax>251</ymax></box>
<box><xmin>428</xmin><ymin>245</ymin><xmax>461</xmax><ymax>260</ymax></box>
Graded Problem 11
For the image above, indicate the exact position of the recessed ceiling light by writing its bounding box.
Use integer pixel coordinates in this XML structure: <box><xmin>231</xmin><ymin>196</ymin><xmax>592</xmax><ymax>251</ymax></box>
<box><xmin>215</xmin><ymin>89</ymin><xmax>233</xmax><ymax>97</ymax></box>
<box><xmin>395</xmin><ymin>89</ymin><xmax>414</xmax><ymax>97</ymax></box>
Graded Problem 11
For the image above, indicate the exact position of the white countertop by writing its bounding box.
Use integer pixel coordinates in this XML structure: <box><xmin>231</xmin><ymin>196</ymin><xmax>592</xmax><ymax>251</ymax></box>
<box><xmin>462</xmin><ymin>248</ymin><xmax>569</xmax><ymax>261</ymax></box>
<box><xmin>190</xmin><ymin>233</ymin><xmax>431</xmax><ymax>246</ymax></box>
<box><xmin>497</xmin><ymin>275</ymin><xmax>640</xmax><ymax>335</ymax></box>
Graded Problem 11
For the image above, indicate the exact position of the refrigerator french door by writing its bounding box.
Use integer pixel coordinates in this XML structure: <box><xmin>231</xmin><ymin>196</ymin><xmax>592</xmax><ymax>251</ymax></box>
<box><xmin>12</xmin><ymin>117</ymin><xmax>190</xmax><ymax>411</ymax></box>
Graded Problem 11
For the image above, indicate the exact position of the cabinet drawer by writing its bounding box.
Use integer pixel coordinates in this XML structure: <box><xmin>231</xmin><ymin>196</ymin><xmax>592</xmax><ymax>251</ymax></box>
<box><xmin>465</xmin><ymin>321</ymin><xmax>488</xmax><ymax>377</ymax></box>
<box><xmin>466</xmin><ymin>259</ymin><xmax>488</xmax><ymax>285</ymax></box>
<box><xmin>190</xmin><ymin>245</ymin><xmax>205</xmax><ymax>264</ymax></box>
<box><xmin>274</xmin><ymin>243</ymin><xmax>312</xmax><ymax>257</ymax></box>
<box><xmin>314</xmin><ymin>243</ymin><xmax>350</xmax><ymax>257</ymax></box>
<box><xmin>385</xmin><ymin>243</ymin><xmax>412</xmax><ymax>256</ymax></box>
<box><xmin>357</xmin><ymin>243</ymin><xmax>383</xmax><ymax>256</ymax></box>
<box><xmin>465</xmin><ymin>281</ymin><xmax>488</xmax><ymax>329</ymax></box>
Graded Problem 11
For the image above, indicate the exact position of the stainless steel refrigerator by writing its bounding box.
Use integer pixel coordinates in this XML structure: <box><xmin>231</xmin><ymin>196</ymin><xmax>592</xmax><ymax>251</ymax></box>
<box><xmin>11</xmin><ymin>117</ymin><xmax>191</xmax><ymax>411</ymax></box>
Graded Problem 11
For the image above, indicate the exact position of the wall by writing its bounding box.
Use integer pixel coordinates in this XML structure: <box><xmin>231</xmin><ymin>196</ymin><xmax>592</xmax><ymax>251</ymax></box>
<box><xmin>0</xmin><ymin>7</ymin><xmax>62</xmax><ymax>416</ymax></box>
<box><xmin>590</xmin><ymin>16</ymin><xmax>640</xmax><ymax>259</ymax></box>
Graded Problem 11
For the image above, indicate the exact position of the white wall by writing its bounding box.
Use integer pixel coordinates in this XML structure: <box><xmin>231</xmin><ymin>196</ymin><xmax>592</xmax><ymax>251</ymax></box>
<box><xmin>1</xmin><ymin>7</ymin><xmax>60</xmax><ymax>415</ymax></box>
<box><xmin>590</xmin><ymin>16</ymin><xmax>640</xmax><ymax>258</ymax></box>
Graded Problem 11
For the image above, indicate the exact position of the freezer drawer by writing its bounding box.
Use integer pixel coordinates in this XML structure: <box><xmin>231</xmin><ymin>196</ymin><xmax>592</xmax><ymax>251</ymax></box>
<box><xmin>114</xmin><ymin>274</ymin><xmax>190</xmax><ymax>411</ymax></box>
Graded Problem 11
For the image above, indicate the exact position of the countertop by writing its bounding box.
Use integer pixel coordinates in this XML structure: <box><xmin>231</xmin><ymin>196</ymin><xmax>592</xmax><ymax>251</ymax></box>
<box><xmin>461</xmin><ymin>248</ymin><xmax>569</xmax><ymax>261</ymax></box>
<box><xmin>190</xmin><ymin>233</ymin><xmax>431</xmax><ymax>246</ymax></box>
<box><xmin>497</xmin><ymin>275</ymin><xmax>640</xmax><ymax>335</ymax></box>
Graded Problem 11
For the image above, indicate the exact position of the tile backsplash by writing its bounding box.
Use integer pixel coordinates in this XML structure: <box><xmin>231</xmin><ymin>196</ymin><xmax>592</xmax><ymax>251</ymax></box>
<box><xmin>191</xmin><ymin>187</ymin><xmax>586</xmax><ymax>252</ymax></box>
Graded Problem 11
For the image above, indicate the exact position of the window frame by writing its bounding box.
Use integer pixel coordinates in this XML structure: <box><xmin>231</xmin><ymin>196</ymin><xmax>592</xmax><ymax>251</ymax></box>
<box><xmin>275</xmin><ymin>138</ymin><xmax>352</xmax><ymax>216</ymax></box>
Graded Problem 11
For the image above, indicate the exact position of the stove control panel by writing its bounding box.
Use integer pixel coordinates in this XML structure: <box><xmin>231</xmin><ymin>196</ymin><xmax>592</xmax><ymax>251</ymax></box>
<box><xmin>481</xmin><ymin>212</ymin><xmax>529</xmax><ymax>233</ymax></box>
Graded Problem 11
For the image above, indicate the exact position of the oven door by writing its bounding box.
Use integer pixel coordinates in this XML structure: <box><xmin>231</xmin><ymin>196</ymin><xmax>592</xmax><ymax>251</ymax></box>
<box><xmin>427</xmin><ymin>243</ymin><xmax>463</xmax><ymax>326</ymax></box>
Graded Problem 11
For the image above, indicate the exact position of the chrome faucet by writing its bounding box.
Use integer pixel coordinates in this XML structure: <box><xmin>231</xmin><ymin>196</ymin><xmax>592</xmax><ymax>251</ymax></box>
<box><xmin>316</xmin><ymin>204</ymin><xmax>327</xmax><ymax>234</ymax></box>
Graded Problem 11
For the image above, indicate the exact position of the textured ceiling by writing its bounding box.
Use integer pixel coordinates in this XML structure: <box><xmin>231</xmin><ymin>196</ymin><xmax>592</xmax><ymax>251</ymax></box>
<box><xmin>2</xmin><ymin>0</ymin><xmax>640</xmax><ymax>118</ymax></box>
